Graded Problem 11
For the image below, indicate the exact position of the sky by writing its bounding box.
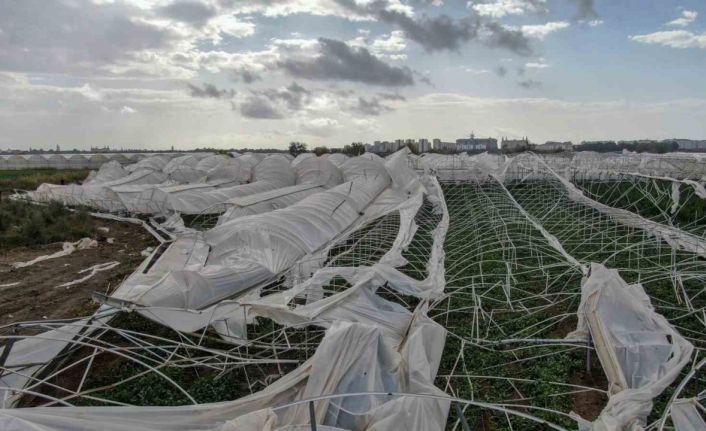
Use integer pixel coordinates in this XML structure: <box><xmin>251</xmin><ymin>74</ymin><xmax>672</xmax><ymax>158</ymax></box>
<box><xmin>1</xmin><ymin>0</ymin><xmax>706</xmax><ymax>151</ymax></box>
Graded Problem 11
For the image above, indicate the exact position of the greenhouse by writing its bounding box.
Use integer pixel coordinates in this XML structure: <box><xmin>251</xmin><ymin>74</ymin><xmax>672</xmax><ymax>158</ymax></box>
<box><xmin>2</xmin><ymin>149</ymin><xmax>706</xmax><ymax>430</ymax></box>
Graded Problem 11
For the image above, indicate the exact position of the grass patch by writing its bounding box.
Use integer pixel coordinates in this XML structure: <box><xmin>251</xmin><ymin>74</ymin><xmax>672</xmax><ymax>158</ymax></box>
<box><xmin>0</xmin><ymin>168</ymin><xmax>89</xmax><ymax>192</ymax></box>
<box><xmin>0</xmin><ymin>199</ymin><xmax>97</xmax><ymax>249</ymax></box>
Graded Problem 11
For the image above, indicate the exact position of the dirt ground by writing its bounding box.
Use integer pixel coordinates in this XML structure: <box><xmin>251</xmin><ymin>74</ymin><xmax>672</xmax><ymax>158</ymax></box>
<box><xmin>570</xmin><ymin>353</ymin><xmax>609</xmax><ymax>421</ymax></box>
<box><xmin>0</xmin><ymin>218</ymin><xmax>157</xmax><ymax>327</ymax></box>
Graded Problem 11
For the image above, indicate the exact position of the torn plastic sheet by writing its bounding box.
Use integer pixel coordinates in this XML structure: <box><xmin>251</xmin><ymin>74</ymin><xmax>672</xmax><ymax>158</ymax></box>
<box><xmin>0</xmin><ymin>317</ymin><xmax>112</xmax><ymax>408</ymax></box>
<box><xmin>669</xmin><ymin>399</ymin><xmax>706</xmax><ymax>431</ymax></box>
<box><xmin>130</xmin><ymin>258</ymin><xmax>446</xmax><ymax>341</ymax></box>
<box><xmin>217</xmin><ymin>183</ymin><xmax>328</xmax><ymax>224</ymax></box>
<box><xmin>1</xmin><ymin>149</ymin><xmax>452</xmax><ymax>430</ymax></box>
<box><xmin>122</xmin><ymin>173</ymin><xmax>390</xmax><ymax>310</ymax></box>
<box><xmin>120</xmin><ymin>156</ymin><xmax>447</xmax><ymax>340</ymax></box>
<box><xmin>12</xmin><ymin>238</ymin><xmax>97</xmax><ymax>269</ymax></box>
<box><xmin>569</xmin><ymin>263</ymin><xmax>694</xmax><ymax>430</ymax></box>
<box><xmin>0</xmin><ymin>317</ymin><xmax>448</xmax><ymax>431</ymax></box>
<box><xmin>57</xmin><ymin>261</ymin><xmax>120</xmax><ymax>288</ymax></box>
<box><xmin>83</xmin><ymin>161</ymin><xmax>127</xmax><ymax>185</ymax></box>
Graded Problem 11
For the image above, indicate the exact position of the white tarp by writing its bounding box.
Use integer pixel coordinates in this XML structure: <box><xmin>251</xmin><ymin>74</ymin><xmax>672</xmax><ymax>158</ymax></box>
<box><xmin>569</xmin><ymin>263</ymin><xmax>694</xmax><ymax>430</ymax></box>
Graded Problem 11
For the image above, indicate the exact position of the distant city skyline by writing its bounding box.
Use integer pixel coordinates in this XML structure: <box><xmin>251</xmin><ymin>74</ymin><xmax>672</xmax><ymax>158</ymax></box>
<box><xmin>1</xmin><ymin>0</ymin><xmax>706</xmax><ymax>150</ymax></box>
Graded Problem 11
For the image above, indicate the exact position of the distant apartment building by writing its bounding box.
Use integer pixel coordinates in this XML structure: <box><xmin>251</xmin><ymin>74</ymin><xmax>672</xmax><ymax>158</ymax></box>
<box><xmin>501</xmin><ymin>137</ymin><xmax>530</xmax><ymax>153</ymax></box>
<box><xmin>456</xmin><ymin>135</ymin><xmax>498</xmax><ymax>152</ymax></box>
<box><xmin>418</xmin><ymin>138</ymin><xmax>431</xmax><ymax>153</ymax></box>
<box><xmin>433</xmin><ymin>139</ymin><xmax>457</xmax><ymax>152</ymax></box>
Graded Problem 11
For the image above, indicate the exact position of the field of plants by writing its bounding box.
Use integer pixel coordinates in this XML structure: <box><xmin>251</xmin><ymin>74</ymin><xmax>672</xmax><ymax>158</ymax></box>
<box><xmin>2</xmin><ymin>154</ymin><xmax>705</xmax><ymax>430</ymax></box>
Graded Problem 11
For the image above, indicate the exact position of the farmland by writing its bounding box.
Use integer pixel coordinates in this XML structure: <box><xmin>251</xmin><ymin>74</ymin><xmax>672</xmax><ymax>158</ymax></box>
<box><xmin>0</xmin><ymin>152</ymin><xmax>705</xmax><ymax>430</ymax></box>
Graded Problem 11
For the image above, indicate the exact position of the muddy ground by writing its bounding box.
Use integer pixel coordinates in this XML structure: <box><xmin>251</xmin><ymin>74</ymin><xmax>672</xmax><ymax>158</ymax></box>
<box><xmin>0</xmin><ymin>218</ymin><xmax>157</xmax><ymax>327</ymax></box>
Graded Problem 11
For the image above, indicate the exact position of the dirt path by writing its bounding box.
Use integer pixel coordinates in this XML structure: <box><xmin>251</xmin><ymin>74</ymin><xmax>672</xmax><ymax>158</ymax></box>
<box><xmin>0</xmin><ymin>219</ymin><xmax>157</xmax><ymax>326</ymax></box>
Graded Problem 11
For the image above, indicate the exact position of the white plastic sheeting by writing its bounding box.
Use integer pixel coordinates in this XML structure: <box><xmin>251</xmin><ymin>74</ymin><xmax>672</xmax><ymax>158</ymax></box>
<box><xmin>167</xmin><ymin>155</ymin><xmax>295</xmax><ymax>215</ymax></box>
<box><xmin>84</xmin><ymin>161</ymin><xmax>128</xmax><ymax>185</ymax></box>
<box><xmin>295</xmin><ymin>157</ymin><xmax>343</xmax><ymax>189</ymax></box>
<box><xmin>119</xmin><ymin>171</ymin><xmax>390</xmax><ymax>310</ymax></box>
<box><xmin>31</xmin><ymin>169</ymin><xmax>168</xmax><ymax>211</ymax></box>
<box><xmin>669</xmin><ymin>399</ymin><xmax>706</xmax><ymax>430</ymax></box>
<box><xmin>11</xmin><ymin>238</ymin><xmax>97</xmax><ymax>269</ymax></box>
<box><xmin>0</xmin><ymin>318</ymin><xmax>448</xmax><ymax>431</ymax></box>
<box><xmin>1</xmin><ymin>148</ymin><xmax>451</xmax><ymax>430</ymax></box>
<box><xmin>217</xmin><ymin>183</ymin><xmax>326</xmax><ymax>223</ymax></box>
<box><xmin>205</xmin><ymin>158</ymin><xmax>253</xmax><ymax>184</ymax></box>
<box><xmin>570</xmin><ymin>263</ymin><xmax>694</xmax><ymax>430</ymax></box>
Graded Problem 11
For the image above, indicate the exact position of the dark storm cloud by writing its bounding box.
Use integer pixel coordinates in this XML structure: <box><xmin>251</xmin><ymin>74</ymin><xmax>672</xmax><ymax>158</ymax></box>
<box><xmin>333</xmin><ymin>0</ymin><xmax>533</xmax><ymax>55</ymax></box>
<box><xmin>482</xmin><ymin>22</ymin><xmax>532</xmax><ymax>56</ymax></box>
<box><xmin>258</xmin><ymin>82</ymin><xmax>310</xmax><ymax>110</ymax></box>
<box><xmin>279</xmin><ymin>38</ymin><xmax>415</xmax><ymax>86</ymax></box>
<box><xmin>234</xmin><ymin>70</ymin><xmax>261</xmax><ymax>84</ymax></box>
<box><xmin>157</xmin><ymin>1</ymin><xmax>217</xmax><ymax>27</ymax></box>
<box><xmin>0</xmin><ymin>0</ymin><xmax>177</xmax><ymax>74</ymax></box>
<box><xmin>333</xmin><ymin>0</ymin><xmax>479</xmax><ymax>52</ymax></box>
<box><xmin>571</xmin><ymin>0</ymin><xmax>599</xmax><ymax>20</ymax></box>
<box><xmin>378</xmin><ymin>92</ymin><xmax>406</xmax><ymax>101</ymax></box>
<box><xmin>239</xmin><ymin>96</ymin><xmax>284</xmax><ymax>119</ymax></box>
<box><xmin>238</xmin><ymin>82</ymin><xmax>309</xmax><ymax>119</ymax></box>
<box><xmin>187</xmin><ymin>83</ymin><xmax>235</xmax><ymax>99</ymax></box>
<box><xmin>518</xmin><ymin>79</ymin><xmax>542</xmax><ymax>89</ymax></box>
<box><xmin>354</xmin><ymin>96</ymin><xmax>392</xmax><ymax>116</ymax></box>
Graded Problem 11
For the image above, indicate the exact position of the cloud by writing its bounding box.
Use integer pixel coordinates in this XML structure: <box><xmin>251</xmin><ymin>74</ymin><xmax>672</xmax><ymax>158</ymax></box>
<box><xmin>297</xmin><ymin>117</ymin><xmax>340</xmax><ymax>136</ymax></box>
<box><xmin>239</xmin><ymin>95</ymin><xmax>284</xmax><ymax>119</ymax></box>
<box><xmin>525</xmin><ymin>60</ymin><xmax>549</xmax><ymax>69</ymax></box>
<box><xmin>378</xmin><ymin>92</ymin><xmax>406</xmax><ymax>101</ymax></box>
<box><xmin>353</xmin><ymin>96</ymin><xmax>393</xmax><ymax>116</ymax></box>
<box><xmin>120</xmin><ymin>106</ymin><xmax>137</xmax><ymax>114</ymax></box>
<box><xmin>495</xmin><ymin>66</ymin><xmax>508</xmax><ymax>77</ymax></box>
<box><xmin>521</xmin><ymin>21</ymin><xmax>570</xmax><ymax>40</ymax></box>
<box><xmin>279</xmin><ymin>38</ymin><xmax>415</xmax><ymax>86</ymax></box>
<box><xmin>187</xmin><ymin>83</ymin><xmax>235</xmax><ymax>99</ymax></box>
<box><xmin>257</xmin><ymin>82</ymin><xmax>311</xmax><ymax>111</ymax></box>
<box><xmin>629</xmin><ymin>30</ymin><xmax>706</xmax><ymax>50</ymax></box>
<box><xmin>348</xmin><ymin>30</ymin><xmax>408</xmax><ymax>60</ymax></box>
<box><xmin>157</xmin><ymin>1</ymin><xmax>217</xmax><ymax>27</ymax></box>
<box><xmin>481</xmin><ymin>22</ymin><xmax>532</xmax><ymax>55</ymax></box>
<box><xmin>462</xmin><ymin>67</ymin><xmax>491</xmax><ymax>75</ymax></box>
<box><xmin>587</xmin><ymin>19</ymin><xmax>603</xmax><ymax>27</ymax></box>
<box><xmin>666</xmin><ymin>10</ymin><xmax>698</xmax><ymax>28</ymax></box>
<box><xmin>0</xmin><ymin>0</ymin><xmax>178</xmax><ymax>75</ymax></box>
<box><xmin>470</xmin><ymin>0</ymin><xmax>547</xmax><ymax>18</ymax></box>
<box><xmin>334</xmin><ymin>0</ymin><xmax>491</xmax><ymax>53</ymax></box>
<box><xmin>233</xmin><ymin>69</ymin><xmax>262</xmax><ymax>83</ymax></box>
<box><xmin>571</xmin><ymin>0</ymin><xmax>598</xmax><ymax>20</ymax></box>
<box><xmin>518</xmin><ymin>79</ymin><xmax>542</xmax><ymax>89</ymax></box>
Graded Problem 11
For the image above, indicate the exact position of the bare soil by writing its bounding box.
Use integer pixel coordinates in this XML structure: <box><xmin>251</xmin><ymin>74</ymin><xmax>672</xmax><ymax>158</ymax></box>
<box><xmin>0</xmin><ymin>218</ymin><xmax>157</xmax><ymax>326</ymax></box>
<box><xmin>570</xmin><ymin>354</ymin><xmax>609</xmax><ymax>421</ymax></box>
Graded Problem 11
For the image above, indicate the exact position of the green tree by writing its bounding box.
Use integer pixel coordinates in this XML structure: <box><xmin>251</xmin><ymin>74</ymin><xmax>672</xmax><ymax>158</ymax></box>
<box><xmin>288</xmin><ymin>141</ymin><xmax>308</xmax><ymax>157</ymax></box>
<box><xmin>342</xmin><ymin>142</ymin><xmax>365</xmax><ymax>156</ymax></box>
<box><xmin>313</xmin><ymin>146</ymin><xmax>329</xmax><ymax>156</ymax></box>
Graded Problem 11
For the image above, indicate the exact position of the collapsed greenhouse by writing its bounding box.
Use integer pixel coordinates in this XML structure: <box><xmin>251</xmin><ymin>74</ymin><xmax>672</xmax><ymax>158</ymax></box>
<box><xmin>1</xmin><ymin>149</ymin><xmax>706</xmax><ymax>430</ymax></box>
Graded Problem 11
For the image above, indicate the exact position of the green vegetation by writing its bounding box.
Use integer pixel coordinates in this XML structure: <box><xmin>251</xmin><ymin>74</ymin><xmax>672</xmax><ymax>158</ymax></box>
<box><xmin>288</xmin><ymin>141</ymin><xmax>307</xmax><ymax>157</ymax></box>
<box><xmin>575</xmin><ymin>178</ymin><xmax>706</xmax><ymax>237</ymax></box>
<box><xmin>0</xmin><ymin>168</ymin><xmax>89</xmax><ymax>192</ymax></box>
<box><xmin>0</xmin><ymin>199</ymin><xmax>96</xmax><ymax>249</ymax></box>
